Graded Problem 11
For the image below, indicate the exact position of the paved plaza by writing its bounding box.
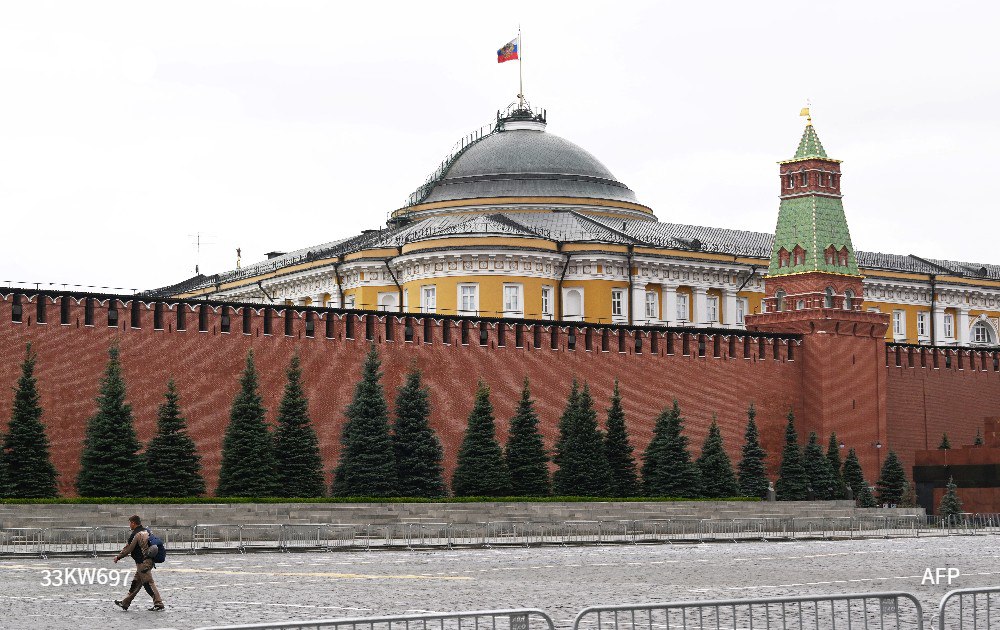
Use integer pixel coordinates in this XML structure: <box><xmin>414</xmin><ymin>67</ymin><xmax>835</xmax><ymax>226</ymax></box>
<box><xmin>0</xmin><ymin>536</ymin><xmax>997</xmax><ymax>630</ymax></box>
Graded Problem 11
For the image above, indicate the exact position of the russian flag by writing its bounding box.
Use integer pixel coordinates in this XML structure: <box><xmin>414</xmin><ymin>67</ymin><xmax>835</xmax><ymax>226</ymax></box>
<box><xmin>497</xmin><ymin>38</ymin><xmax>518</xmax><ymax>63</ymax></box>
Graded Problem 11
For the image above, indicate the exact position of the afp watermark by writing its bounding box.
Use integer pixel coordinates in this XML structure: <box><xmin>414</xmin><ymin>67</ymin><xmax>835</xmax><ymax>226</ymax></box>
<box><xmin>40</xmin><ymin>568</ymin><xmax>132</xmax><ymax>587</ymax></box>
<box><xmin>922</xmin><ymin>567</ymin><xmax>961</xmax><ymax>585</ymax></box>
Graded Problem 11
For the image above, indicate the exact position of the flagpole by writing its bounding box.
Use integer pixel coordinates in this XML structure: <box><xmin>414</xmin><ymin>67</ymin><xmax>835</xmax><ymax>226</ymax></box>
<box><xmin>518</xmin><ymin>26</ymin><xmax>524</xmax><ymax>109</ymax></box>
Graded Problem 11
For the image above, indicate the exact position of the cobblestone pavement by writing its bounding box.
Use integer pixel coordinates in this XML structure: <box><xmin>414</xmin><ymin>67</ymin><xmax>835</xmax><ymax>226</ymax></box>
<box><xmin>1</xmin><ymin>536</ymin><xmax>998</xmax><ymax>630</ymax></box>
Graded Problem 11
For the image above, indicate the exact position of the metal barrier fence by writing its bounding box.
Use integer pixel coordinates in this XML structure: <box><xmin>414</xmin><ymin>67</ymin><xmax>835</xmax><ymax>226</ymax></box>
<box><xmin>1</xmin><ymin>515</ymin><xmax>998</xmax><ymax>558</ymax></box>
<box><xmin>573</xmin><ymin>592</ymin><xmax>926</xmax><ymax>630</ymax></box>
<box><xmin>193</xmin><ymin>608</ymin><xmax>556</xmax><ymax>630</ymax></box>
<box><xmin>937</xmin><ymin>586</ymin><xmax>1000</xmax><ymax>629</ymax></box>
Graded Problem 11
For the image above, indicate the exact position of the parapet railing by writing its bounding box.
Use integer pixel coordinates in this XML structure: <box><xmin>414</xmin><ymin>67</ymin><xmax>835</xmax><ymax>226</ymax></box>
<box><xmin>3</xmin><ymin>515</ymin><xmax>995</xmax><ymax>559</ymax></box>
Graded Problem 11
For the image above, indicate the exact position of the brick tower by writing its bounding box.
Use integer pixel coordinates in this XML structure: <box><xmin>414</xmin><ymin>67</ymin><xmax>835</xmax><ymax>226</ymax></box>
<box><xmin>746</xmin><ymin>112</ymin><xmax>890</xmax><ymax>480</ymax></box>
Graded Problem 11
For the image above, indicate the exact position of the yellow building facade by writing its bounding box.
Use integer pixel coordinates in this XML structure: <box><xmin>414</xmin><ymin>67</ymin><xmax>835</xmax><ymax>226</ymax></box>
<box><xmin>158</xmin><ymin>106</ymin><xmax>1000</xmax><ymax>347</ymax></box>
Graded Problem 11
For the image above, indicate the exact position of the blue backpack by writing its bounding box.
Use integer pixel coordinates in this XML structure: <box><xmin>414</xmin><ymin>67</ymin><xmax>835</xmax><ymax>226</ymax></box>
<box><xmin>146</xmin><ymin>532</ymin><xmax>167</xmax><ymax>564</ymax></box>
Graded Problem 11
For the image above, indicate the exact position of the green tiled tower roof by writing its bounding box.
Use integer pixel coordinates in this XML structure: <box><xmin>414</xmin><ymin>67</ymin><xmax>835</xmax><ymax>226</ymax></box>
<box><xmin>768</xmin><ymin>123</ymin><xmax>860</xmax><ymax>278</ymax></box>
<box><xmin>793</xmin><ymin>123</ymin><xmax>828</xmax><ymax>159</ymax></box>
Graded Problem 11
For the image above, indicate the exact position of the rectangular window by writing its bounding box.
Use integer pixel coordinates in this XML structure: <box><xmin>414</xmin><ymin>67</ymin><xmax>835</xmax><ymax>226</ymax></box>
<box><xmin>706</xmin><ymin>296</ymin><xmax>719</xmax><ymax>323</ymax></box>
<box><xmin>974</xmin><ymin>324</ymin><xmax>990</xmax><ymax>344</ymax></box>
<box><xmin>917</xmin><ymin>312</ymin><xmax>928</xmax><ymax>338</ymax></box>
<box><xmin>611</xmin><ymin>289</ymin><xmax>624</xmax><ymax>318</ymax></box>
<box><xmin>459</xmin><ymin>284</ymin><xmax>478</xmax><ymax>314</ymax></box>
<box><xmin>676</xmin><ymin>293</ymin><xmax>689</xmax><ymax>322</ymax></box>
<box><xmin>892</xmin><ymin>310</ymin><xmax>905</xmax><ymax>338</ymax></box>
<box><xmin>644</xmin><ymin>291</ymin><xmax>657</xmax><ymax>320</ymax></box>
<box><xmin>503</xmin><ymin>284</ymin><xmax>522</xmax><ymax>316</ymax></box>
<box><xmin>944</xmin><ymin>314</ymin><xmax>954</xmax><ymax>338</ymax></box>
<box><xmin>736</xmin><ymin>298</ymin><xmax>747</xmax><ymax>325</ymax></box>
<box><xmin>421</xmin><ymin>286</ymin><xmax>436</xmax><ymax>313</ymax></box>
<box><xmin>541</xmin><ymin>286</ymin><xmax>553</xmax><ymax>319</ymax></box>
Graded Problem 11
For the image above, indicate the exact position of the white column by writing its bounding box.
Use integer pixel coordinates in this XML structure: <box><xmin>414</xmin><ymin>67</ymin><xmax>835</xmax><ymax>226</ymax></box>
<box><xmin>631</xmin><ymin>285</ymin><xmax>647</xmax><ymax>325</ymax></box>
<box><xmin>312</xmin><ymin>294</ymin><xmax>325</xmax><ymax>308</ymax></box>
<box><xmin>723</xmin><ymin>288</ymin><xmax>739</xmax><ymax>328</ymax></box>
<box><xmin>958</xmin><ymin>307</ymin><xmax>971</xmax><ymax>345</ymax></box>
<box><xmin>933</xmin><ymin>305</ymin><xmax>947</xmax><ymax>344</ymax></box>
<box><xmin>662</xmin><ymin>284</ymin><xmax>677</xmax><ymax>326</ymax></box>
<box><xmin>692</xmin><ymin>287</ymin><xmax>708</xmax><ymax>326</ymax></box>
<box><xmin>328</xmin><ymin>289</ymin><xmax>341</xmax><ymax>309</ymax></box>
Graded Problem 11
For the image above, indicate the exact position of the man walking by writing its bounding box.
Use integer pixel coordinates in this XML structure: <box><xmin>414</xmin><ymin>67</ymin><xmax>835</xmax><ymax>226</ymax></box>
<box><xmin>113</xmin><ymin>514</ymin><xmax>165</xmax><ymax>611</ymax></box>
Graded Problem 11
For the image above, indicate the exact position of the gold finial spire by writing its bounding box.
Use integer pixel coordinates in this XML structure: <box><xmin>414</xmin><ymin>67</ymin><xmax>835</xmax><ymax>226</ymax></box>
<box><xmin>799</xmin><ymin>99</ymin><xmax>813</xmax><ymax>126</ymax></box>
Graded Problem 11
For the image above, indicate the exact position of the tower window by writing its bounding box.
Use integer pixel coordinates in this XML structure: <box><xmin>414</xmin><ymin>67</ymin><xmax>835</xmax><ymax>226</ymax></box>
<box><xmin>824</xmin><ymin>287</ymin><xmax>835</xmax><ymax>308</ymax></box>
<box><xmin>775</xmin><ymin>290</ymin><xmax>786</xmax><ymax>312</ymax></box>
<box><xmin>844</xmin><ymin>289</ymin><xmax>855</xmax><ymax>311</ymax></box>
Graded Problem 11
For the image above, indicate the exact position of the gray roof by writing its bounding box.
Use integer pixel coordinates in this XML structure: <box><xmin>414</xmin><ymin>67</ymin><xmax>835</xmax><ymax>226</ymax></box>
<box><xmin>421</xmin><ymin>128</ymin><xmax>638</xmax><ymax>204</ymax></box>
<box><xmin>149</xmin><ymin>212</ymin><xmax>1000</xmax><ymax>295</ymax></box>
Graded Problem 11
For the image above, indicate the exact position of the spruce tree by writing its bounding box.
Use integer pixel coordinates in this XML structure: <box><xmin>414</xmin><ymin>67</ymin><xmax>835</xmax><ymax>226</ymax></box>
<box><xmin>939</xmin><ymin>433</ymin><xmax>951</xmax><ymax>449</ymax></box>
<box><xmin>737</xmin><ymin>404</ymin><xmax>769</xmax><ymax>498</ymax></box>
<box><xmin>76</xmin><ymin>344</ymin><xmax>145</xmax><ymax>497</ymax></box>
<box><xmin>392</xmin><ymin>367</ymin><xmax>446</xmax><ymax>498</ymax></box>
<box><xmin>803</xmin><ymin>432</ymin><xmax>836</xmax><ymax>500</ymax></box>
<box><xmin>217</xmin><ymin>349</ymin><xmax>278</xmax><ymax>497</ymax></box>
<box><xmin>603</xmin><ymin>380</ymin><xmax>639</xmax><ymax>497</ymax></box>
<box><xmin>875</xmin><ymin>450</ymin><xmax>908</xmax><ymax>506</ymax></box>
<box><xmin>273</xmin><ymin>355</ymin><xmax>326</xmax><ymax>498</ymax></box>
<box><xmin>842</xmin><ymin>448</ymin><xmax>876</xmax><ymax>507</ymax></box>
<box><xmin>553</xmin><ymin>382</ymin><xmax>612</xmax><ymax>496</ymax></box>
<box><xmin>332</xmin><ymin>345</ymin><xmax>398</xmax><ymax>497</ymax></box>
<box><xmin>504</xmin><ymin>379</ymin><xmax>550</xmax><ymax>497</ymax></box>
<box><xmin>4</xmin><ymin>343</ymin><xmax>58</xmax><ymax>498</ymax></box>
<box><xmin>144</xmin><ymin>379</ymin><xmax>205</xmax><ymax>497</ymax></box>
<box><xmin>826</xmin><ymin>432</ymin><xmax>847</xmax><ymax>499</ymax></box>
<box><xmin>641</xmin><ymin>400</ymin><xmax>702</xmax><ymax>497</ymax></box>
<box><xmin>452</xmin><ymin>381</ymin><xmax>510</xmax><ymax>497</ymax></box>
<box><xmin>939</xmin><ymin>476</ymin><xmax>963</xmax><ymax>519</ymax></box>
<box><xmin>696</xmin><ymin>416</ymin><xmax>738</xmax><ymax>498</ymax></box>
<box><xmin>974</xmin><ymin>429</ymin><xmax>984</xmax><ymax>446</ymax></box>
<box><xmin>775</xmin><ymin>410</ymin><xmax>808</xmax><ymax>501</ymax></box>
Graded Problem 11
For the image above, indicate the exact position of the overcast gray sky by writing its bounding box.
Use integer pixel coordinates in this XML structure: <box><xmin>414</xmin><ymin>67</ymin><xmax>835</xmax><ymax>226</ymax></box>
<box><xmin>2</xmin><ymin>1</ymin><xmax>998</xmax><ymax>292</ymax></box>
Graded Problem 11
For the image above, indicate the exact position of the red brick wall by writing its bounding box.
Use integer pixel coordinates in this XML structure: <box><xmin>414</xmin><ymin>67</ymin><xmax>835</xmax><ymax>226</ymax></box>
<box><xmin>886</xmin><ymin>350</ymin><xmax>1000</xmax><ymax>474</ymax></box>
<box><xmin>0</xmin><ymin>293</ymin><xmax>805</xmax><ymax>496</ymax></box>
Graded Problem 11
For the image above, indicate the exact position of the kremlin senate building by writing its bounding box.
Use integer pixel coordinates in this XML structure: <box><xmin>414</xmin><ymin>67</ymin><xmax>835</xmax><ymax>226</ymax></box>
<box><xmin>3</xmin><ymin>102</ymin><xmax>1000</xmax><ymax>512</ymax></box>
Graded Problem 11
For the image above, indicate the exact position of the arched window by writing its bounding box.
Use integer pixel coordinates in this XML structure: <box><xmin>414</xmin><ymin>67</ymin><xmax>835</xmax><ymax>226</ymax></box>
<box><xmin>775</xmin><ymin>290</ymin><xmax>786</xmax><ymax>312</ymax></box>
<box><xmin>824</xmin><ymin>287</ymin><xmax>835</xmax><ymax>308</ymax></box>
<box><xmin>839</xmin><ymin>247</ymin><xmax>849</xmax><ymax>266</ymax></box>
<box><xmin>844</xmin><ymin>289</ymin><xmax>855</xmax><ymax>310</ymax></box>
<box><xmin>972</xmin><ymin>321</ymin><xmax>996</xmax><ymax>345</ymax></box>
<box><xmin>564</xmin><ymin>289</ymin><xmax>583</xmax><ymax>320</ymax></box>
<box><xmin>777</xmin><ymin>247</ymin><xmax>790</xmax><ymax>268</ymax></box>
<box><xmin>379</xmin><ymin>293</ymin><xmax>398</xmax><ymax>312</ymax></box>
<box><xmin>793</xmin><ymin>246</ymin><xmax>806</xmax><ymax>266</ymax></box>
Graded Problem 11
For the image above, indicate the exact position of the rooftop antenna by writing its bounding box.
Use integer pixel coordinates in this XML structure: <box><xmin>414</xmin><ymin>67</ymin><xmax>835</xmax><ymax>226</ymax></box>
<box><xmin>188</xmin><ymin>232</ymin><xmax>217</xmax><ymax>275</ymax></box>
